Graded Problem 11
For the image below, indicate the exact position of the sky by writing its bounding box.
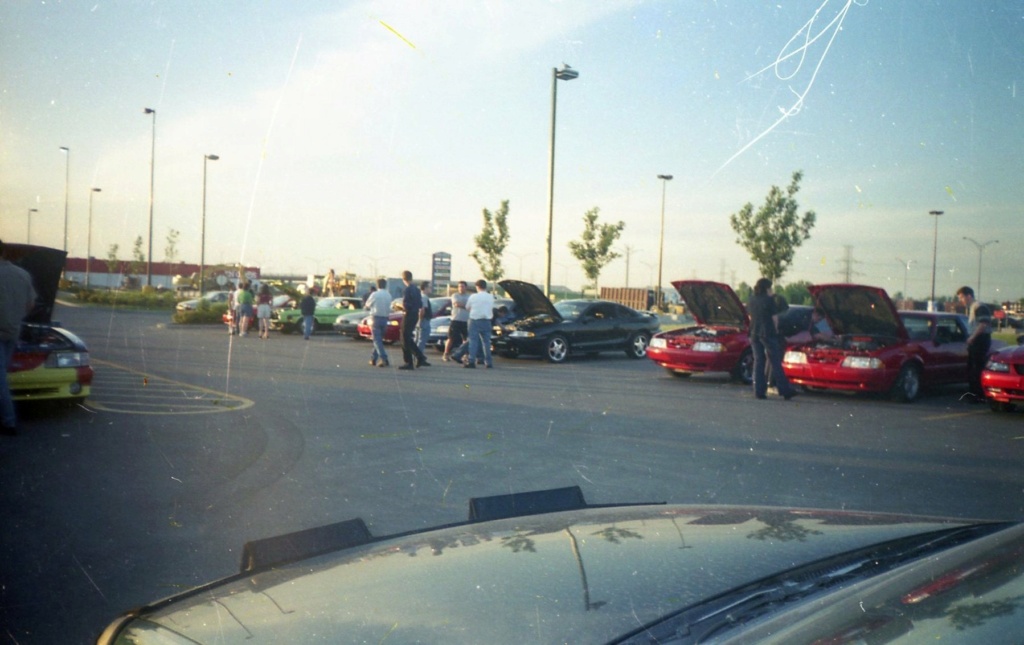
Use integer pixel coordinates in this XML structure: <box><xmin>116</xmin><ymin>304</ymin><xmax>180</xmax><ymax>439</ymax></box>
<box><xmin>1</xmin><ymin>0</ymin><xmax>1022</xmax><ymax>302</ymax></box>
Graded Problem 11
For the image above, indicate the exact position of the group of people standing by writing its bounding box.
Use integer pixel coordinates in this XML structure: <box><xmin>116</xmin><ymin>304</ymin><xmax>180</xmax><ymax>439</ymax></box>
<box><xmin>362</xmin><ymin>271</ymin><xmax>496</xmax><ymax>371</ymax></box>
<box><xmin>228</xmin><ymin>282</ymin><xmax>273</xmax><ymax>339</ymax></box>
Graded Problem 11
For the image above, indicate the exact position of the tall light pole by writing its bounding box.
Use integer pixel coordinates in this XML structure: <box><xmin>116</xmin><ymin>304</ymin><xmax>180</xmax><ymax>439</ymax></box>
<box><xmin>86</xmin><ymin>188</ymin><xmax>101</xmax><ymax>288</ymax></box>
<box><xmin>928</xmin><ymin>210</ymin><xmax>943</xmax><ymax>311</ymax></box>
<box><xmin>144</xmin><ymin>107</ymin><xmax>157</xmax><ymax>287</ymax></box>
<box><xmin>896</xmin><ymin>257</ymin><xmax>914</xmax><ymax>302</ymax></box>
<box><xmin>544</xmin><ymin>63</ymin><xmax>579</xmax><ymax>299</ymax></box>
<box><xmin>655</xmin><ymin>174</ymin><xmax>673</xmax><ymax>310</ymax></box>
<box><xmin>59</xmin><ymin>146</ymin><xmax>70</xmax><ymax>252</ymax></box>
<box><xmin>26</xmin><ymin>208</ymin><xmax>38</xmax><ymax>243</ymax></box>
<box><xmin>962</xmin><ymin>237</ymin><xmax>998</xmax><ymax>300</ymax></box>
<box><xmin>200</xmin><ymin>154</ymin><xmax>219</xmax><ymax>297</ymax></box>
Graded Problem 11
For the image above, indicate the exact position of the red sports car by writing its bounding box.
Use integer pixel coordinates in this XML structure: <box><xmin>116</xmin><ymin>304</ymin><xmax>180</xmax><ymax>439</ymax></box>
<box><xmin>357</xmin><ymin>297</ymin><xmax>451</xmax><ymax>344</ymax></box>
<box><xmin>782</xmin><ymin>284</ymin><xmax>972</xmax><ymax>402</ymax></box>
<box><xmin>646</xmin><ymin>280</ymin><xmax>811</xmax><ymax>383</ymax></box>
<box><xmin>981</xmin><ymin>343</ymin><xmax>1024</xmax><ymax>412</ymax></box>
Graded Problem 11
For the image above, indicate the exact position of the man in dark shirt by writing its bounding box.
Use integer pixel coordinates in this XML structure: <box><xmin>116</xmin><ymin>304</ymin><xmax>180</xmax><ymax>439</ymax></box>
<box><xmin>748</xmin><ymin>278</ymin><xmax>798</xmax><ymax>401</ymax></box>
<box><xmin>956</xmin><ymin>286</ymin><xmax>991</xmax><ymax>402</ymax></box>
<box><xmin>398</xmin><ymin>270</ymin><xmax>430</xmax><ymax>370</ymax></box>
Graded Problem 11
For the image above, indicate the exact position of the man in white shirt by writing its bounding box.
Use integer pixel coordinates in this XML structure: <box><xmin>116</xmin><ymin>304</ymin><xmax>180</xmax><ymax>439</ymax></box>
<box><xmin>462</xmin><ymin>279</ymin><xmax>495</xmax><ymax>369</ymax></box>
<box><xmin>364</xmin><ymin>278</ymin><xmax>392</xmax><ymax>367</ymax></box>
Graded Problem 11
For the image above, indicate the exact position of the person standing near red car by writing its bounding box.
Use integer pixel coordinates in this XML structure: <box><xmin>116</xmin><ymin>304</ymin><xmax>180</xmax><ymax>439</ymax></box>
<box><xmin>748</xmin><ymin>278</ymin><xmax>798</xmax><ymax>401</ymax></box>
<box><xmin>957</xmin><ymin>286</ymin><xmax>992</xmax><ymax>402</ymax></box>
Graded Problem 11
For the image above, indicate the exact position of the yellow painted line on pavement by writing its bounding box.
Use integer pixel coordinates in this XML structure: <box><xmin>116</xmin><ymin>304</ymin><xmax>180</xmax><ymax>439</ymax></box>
<box><xmin>87</xmin><ymin>358</ymin><xmax>254</xmax><ymax>415</ymax></box>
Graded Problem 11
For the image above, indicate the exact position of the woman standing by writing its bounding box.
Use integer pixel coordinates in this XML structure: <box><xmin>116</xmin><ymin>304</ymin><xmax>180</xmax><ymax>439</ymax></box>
<box><xmin>256</xmin><ymin>283</ymin><xmax>273</xmax><ymax>339</ymax></box>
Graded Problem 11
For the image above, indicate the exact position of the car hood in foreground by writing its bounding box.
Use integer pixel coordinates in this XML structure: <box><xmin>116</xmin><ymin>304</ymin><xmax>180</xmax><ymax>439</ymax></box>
<box><xmin>672</xmin><ymin>280</ymin><xmax>748</xmax><ymax>328</ymax></box>
<box><xmin>810</xmin><ymin>283</ymin><xmax>907</xmax><ymax>340</ymax></box>
<box><xmin>4</xmin><ymin>244</ymin><xmax>66</xmax><ymax>325</ymax></box>
<box><xmin>499</xmin><ymin>279</ymin><xmax>560</xmax><ymax>320</ymax></box>
<box><xmin>98</xmin><ymin>487</ymin><xmax>1004</xmax><ymax>645</ymax></box>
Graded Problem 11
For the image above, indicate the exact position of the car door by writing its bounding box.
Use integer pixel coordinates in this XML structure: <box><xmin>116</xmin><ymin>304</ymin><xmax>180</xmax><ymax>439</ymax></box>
<box><xmin>576</xmin><ymin>302</ymin><xmax>619</xmax><ymax>351</ymax></box>
<box><xmin>931</xmin><ymin>316</ymin><xmax>969</xmax><ymax>384</ymax></box>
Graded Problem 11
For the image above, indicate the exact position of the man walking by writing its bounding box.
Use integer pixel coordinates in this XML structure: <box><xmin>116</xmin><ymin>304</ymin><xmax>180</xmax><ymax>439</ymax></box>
<box><xmin>299</xmin><ymin>288</ymin><xmax>317</xmax><ymax>340</ymax></box>
<box><xmin>462</xmin><ymin>279</ymin><xmax>495</xmax><ymax>369</ymax></box>
<box><xmin>957</xmin><ymin>286</ymin><xmax>992</xmax><ymax>402</ymax></box>
<box><xmin>365</xmin><ymin>278</ymin><xmax>392</xmax><ymax>367</ymax></box>
<box><xmin>398</xmin><ymin>270</ymin><xmax>430</xmax><ymax>370</ymax></box>
<box><xmin>0</xmin><ymin>239</ymin><xmax>37</xmax><ymax>436</ymax></box>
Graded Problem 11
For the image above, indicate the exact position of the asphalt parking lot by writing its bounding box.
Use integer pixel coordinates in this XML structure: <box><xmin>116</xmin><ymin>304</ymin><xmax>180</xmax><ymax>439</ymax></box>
<box><xmin>3</xmin><ymin>305</ymin><xmax>1024</xmax><ymax>644</ymax></box>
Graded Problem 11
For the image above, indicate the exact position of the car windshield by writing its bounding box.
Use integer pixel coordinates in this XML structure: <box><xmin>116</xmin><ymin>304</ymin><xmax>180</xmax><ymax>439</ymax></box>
<box><xmin>3</xmin><ymin>3</ymin><xmax>1022</xmax><ymax>644</ymax></box>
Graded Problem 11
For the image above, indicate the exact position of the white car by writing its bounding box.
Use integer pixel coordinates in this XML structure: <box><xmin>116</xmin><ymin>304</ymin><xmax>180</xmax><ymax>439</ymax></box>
<box><xmin>175</xmin><ymin>290</ymin><xmax>231</xmax><ymax>311</ymax></box>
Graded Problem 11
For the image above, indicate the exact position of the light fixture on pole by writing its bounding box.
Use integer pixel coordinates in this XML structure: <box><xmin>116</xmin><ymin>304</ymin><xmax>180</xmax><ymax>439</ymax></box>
<box><xmin>86</xmin><ymin>188</ymin><xmax>101</xmax><ymax>289</ymax></box>
<box><xmin>26</xmin><ymin>208</ymin><xmax>38</xmax><ymax>243</ymax></box>
<box><xmin>928</xmin><ymin>210</ymin><xmax>943</xmax><ymax>312</ymax></box>
<box><xmin>200</xmin><ymin>154</ymin><xmax>220</xmax><ymax>298</ymax></box>
<box><xmin>962</xmin><ymin>237</ymin><xmax>998</xmax><ymax>300</ymax></box>
<box><xmin>144</xmin><ymin>107</ymin><xmax>157</xmax><ymax>287</ymax></box>
<box><xmin>59</xmin><ymin>146</ymin><xmax>70</xmax><ymax>252</ymax></box>
<box><xmin>656</xmin><ymin>174</ymin><xmax>673</xmax><ymax>310</ymax></box>
<box><xmin>544</xmin><ymin>63</ymin><xmax>579</xmax><ymax>299</ymax></box>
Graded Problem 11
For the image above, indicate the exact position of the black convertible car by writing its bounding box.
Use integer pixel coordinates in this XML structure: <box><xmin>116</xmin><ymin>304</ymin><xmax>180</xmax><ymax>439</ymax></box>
<box><xmin>98</xmin><ymin>487</ymin><xmax>1024</xmax><ymax>644</ymax></box>
<box><xmin>493</xmin><ymin>280</ymin><xmax>660</xmax><ymax>363</ymax></box>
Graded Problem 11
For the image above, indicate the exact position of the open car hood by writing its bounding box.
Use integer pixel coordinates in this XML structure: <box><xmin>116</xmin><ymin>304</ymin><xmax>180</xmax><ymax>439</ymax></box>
<box><xmin>499</xmin><ymin>279</ymin><xmax>560</xmax><ymax>320</ymax></box>
<box><xmin>672</xmin><ymin>280</ymin><xmax>748</xmax><ymax>328</ymax></box>
<box><xmin>809</xmin><ymin>284</ymin><xmax>907</xmax><ymax>340</ymax></box>
<box><xmin>4</xmin><ymin>244</ymin><xmax>66</xmax><ymax>325</ymax></box>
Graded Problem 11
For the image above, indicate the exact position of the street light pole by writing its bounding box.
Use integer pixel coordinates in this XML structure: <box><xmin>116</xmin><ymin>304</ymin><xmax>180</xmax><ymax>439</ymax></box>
<box><xmin>87</xmin><ymin>188</ymin><xmax>101</xmax><ymax>288</ymax></box>
<box><xmin>144</xmin><ymin>107</ymin><xmax>157</xmax><ymax>287</ymax></box>
<box><xmin>544</xmin><ymin>64</ymin><xmax>578</xmax><ymax>299</ymax></box>
<box><xmin>59</xmin><ymin>146</ymin><xmax>69</xmax><ymax>252</ymax></box>
<box><xmin>928</xmin><ymin>210</ymin><xmax>943</xmax><ymax>311</ymax></box>
<box><xmin>962</xmin><ymin>237</ymin><xmax>998</xmax><ymax>300</ymax></box>
<box><xmin>200</xmin><ymin>154</ymin><xmax>219</xmax><ymax>297</ymax></box>
<box><xmin>26</xmin><ymin>208</ymin><xmax>38</xmax><ymax>243</ymax></box>
<box><xmin>656</xmin><ymin>174</ymin><xmax>673</xmax><ymax>310</ymax></box>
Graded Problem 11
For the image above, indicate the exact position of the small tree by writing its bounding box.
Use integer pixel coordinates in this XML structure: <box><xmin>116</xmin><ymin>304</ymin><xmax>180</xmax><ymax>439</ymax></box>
<box><xmin>470</xmin><ymin>199</ymin><xmax>510</xmax><ymax>283</ymax></box>
<box><xmin>164</xmin><ymin>228</ymin><xmax>180</xmax><ymax>270</ymax></box>
<box><xmin>105</xmin><ymin>244</ymin><xmax>120</xmax><ymax>285</ymax></box>
<box><xmin>729</xmin><ymin>171</ymin><xmax>816</xmax><ymax>281</ymax></box>
<box><xmin>129</xmin><ymin>235</ymin><xmax>146</xmax><ymax>277</ymax></box>
<box><xmin>568</xmin><ymin>207</ymin><xmax>625</xmax><ymax>292</ymax></box>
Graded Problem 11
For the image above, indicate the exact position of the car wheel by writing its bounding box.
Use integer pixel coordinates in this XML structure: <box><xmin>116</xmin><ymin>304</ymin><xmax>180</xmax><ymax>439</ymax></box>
<box><xmin>625</xmin><ymin>332</ymin><xmax>650</xmax><ymax>359</ymax></box>
<box><xmin>989</xmin><ymin>400</ymin><xmax>1017</xmax><ymax>413</ymax></box>
<box><xmin>890</xmin><ymin>364</ymin><xmax>921</xmax><ymax>403</ymax></box>
<box><xmin>280</xmin><ymin>323</ymin><xmax>296</xmax><ymax>335</ymax></box>
<box><xmin>731</xmin><ymin>349</ymin><xmax>754</xmax><ymax>384</ymax></box>
<box><xmin>670</xmin><ymin>369</ymin><xmax>692</xmax><ymax>378</ymax></box>
<box><xmin>545</xmin><ymin>335</ymin><xmax>569</xmax><ymax>363</ymax></box>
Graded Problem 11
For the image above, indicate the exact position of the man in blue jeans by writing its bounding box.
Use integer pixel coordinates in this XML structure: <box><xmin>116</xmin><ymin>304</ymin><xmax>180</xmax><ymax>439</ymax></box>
<box><xmin>463</xmin><ymin>279</ymin><xmax>495</xmax><ymax>369</ymax></box>
<box><xmin>748</xmin><ymin>277</ymin><xmax>797</xmax><ymax>400</ymax></box>
<box><xmin>0</xmin><ymin>239</ymin><xmax>37</xmax><ymax>436</ymax></box>
<box><xmin>299</xmin><ymin>290</ymin><xmax>317</xmax><ymax>340</ymax></box>
<box><xmin>365</xmin><ymin>278</ymin><xmax>392</xmax><ymax>367</ymax></box>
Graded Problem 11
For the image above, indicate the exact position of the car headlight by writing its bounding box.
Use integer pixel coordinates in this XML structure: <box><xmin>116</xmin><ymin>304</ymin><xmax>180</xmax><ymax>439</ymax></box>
<box><xmin>509</xmin><ymin>331</ymin><xmax>535</xmax><ymax>338</ymax></box>
<box><xmin>46</xmin><ymin>352</ymin><xmax>89</xmax><ymax>368</ymax></box>
<box><xmin>436</xmin><ymin>325</ymin><xmax>450</xmax><ymax>334</ymax></box>
<box><xmin>986</xmin><ymin>360</ymin><xmax>1010</xmax><ymax>373</ymax></box>
<box><xmin>692</xmin><ymin>341</ymin><xmax>724</xmax><ymax>353</ymax></box>
<box><xmin>650</xmin><ymin>338</ymin><xmax>667</xmax><ymax>349</ymax></box>
<box><xmin>783</xmin><ymin>351</ymin><xmax>807</xmax><ymax>364</ymax></box>
<box><xmin>841</xmin><ymin>356</ymin><xmax>883</xmax><ymax>369</ymax></box>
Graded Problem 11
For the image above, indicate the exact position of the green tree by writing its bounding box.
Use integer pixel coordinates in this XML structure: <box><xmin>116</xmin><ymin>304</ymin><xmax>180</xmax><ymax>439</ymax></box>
<box><xmin>105</xmin><ymin>243</ymin><xmax>120</xmax><ymax>276</ymax></box>
<box><xmin>568</xmin><ymin>207</ymin><xmax>625</xmax><ymax>291</ymax></box>
<box><xmin>129</xmin><ymin>235</ymin><xmax>146</xmax><ymax>277</ymax></box>
<box><xmin>776</xmin><ymin>280</ymin><xmax>812</xmax><ymax>306</ymax></box>
<box><xmin>470</xmin><ymin>199</ymin><xmax>510</xmax><ymax>283</ymax></box>
<box><xmin>729</xmin><ymin>171</ymin><xmax>816</xmax><ymax>281</ymax></box>
<box><xmin>164</xmin><ymin>228</ymin><xmax>180</xmax><ymax>267</ymax></box>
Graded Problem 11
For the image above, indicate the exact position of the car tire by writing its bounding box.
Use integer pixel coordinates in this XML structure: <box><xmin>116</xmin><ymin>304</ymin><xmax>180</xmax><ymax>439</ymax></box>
<box><xmin>731</xmin><ymin>349</ymin><xmax>754</xmax><ymax>384</ymax></box>
<box><xmin>280</xmin><ymin>323</ymin><xmax>296</xmax><ymax>335</ymax></box>
<box><xmin>625</xmin><ymin>333</ymin><xmax>651</xmax><ymax>359</ymax></box>
<box><xmin>890</xmin><ymin>364</ymin><xmax>921</xmax><ymax>403</ymax></box>
<box><xmin>670</xmin><ymin>370</ymin><xmax>693</xmax><ymax>378</ymax></box>
<box><xmin>989</xmin><ymin>400</ymin><xmax>1017</xmax><ymax>413</ymax></box>
<box><xmin>545</xmin><ymin>335</ymin><xmax>569</xmax><ymax>363</ymax></box>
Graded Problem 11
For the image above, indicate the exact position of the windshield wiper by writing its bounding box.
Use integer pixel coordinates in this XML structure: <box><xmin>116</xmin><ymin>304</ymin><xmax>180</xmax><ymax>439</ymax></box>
<box><xmin>614</xmin><ymin>522</ymin><xmax>1010</xmax><ymax>644</ymax></box>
